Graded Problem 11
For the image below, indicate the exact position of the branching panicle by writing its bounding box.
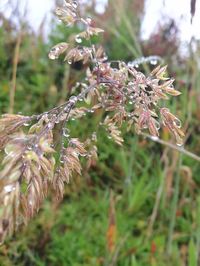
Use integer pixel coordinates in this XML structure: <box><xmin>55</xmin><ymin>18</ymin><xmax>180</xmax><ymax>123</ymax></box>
<box><xmin>0</xmin><ymin>0</ymin><xmax>185</xmax><ymax>243</ymax></box>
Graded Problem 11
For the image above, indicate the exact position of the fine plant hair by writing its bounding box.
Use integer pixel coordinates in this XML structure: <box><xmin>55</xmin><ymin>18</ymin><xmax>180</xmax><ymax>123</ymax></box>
<box><xmin>0</xmin><ymin>0</ymin><xmax>185</xmax><ymax>243</ymax></box>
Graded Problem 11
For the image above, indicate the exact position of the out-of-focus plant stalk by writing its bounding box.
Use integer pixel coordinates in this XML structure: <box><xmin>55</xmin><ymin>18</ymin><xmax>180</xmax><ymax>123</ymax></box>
<box><xmin>166</xmin><ymin>154</ymin><xmax>182</xmax><ymax>255</ymax></box>
<box><xmin>9</xmin><ymin>32</ymin><xmax>22</xmax><ymax>114</ymax></box>
<box><xmin>142</xmin><ymin>133</ymin><xmax>200</xmax><ymax>163</ymax></box>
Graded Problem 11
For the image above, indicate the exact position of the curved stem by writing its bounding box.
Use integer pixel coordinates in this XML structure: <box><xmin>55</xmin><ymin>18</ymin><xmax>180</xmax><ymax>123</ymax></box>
<box><xmin>141</xmin><ymin>133</ymin><xmax>200</xmax><ymax>163</ymax></box>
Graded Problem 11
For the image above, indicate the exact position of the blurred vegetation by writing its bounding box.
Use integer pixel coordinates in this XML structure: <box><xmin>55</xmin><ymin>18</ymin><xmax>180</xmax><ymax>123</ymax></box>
<box><xmin>0</xmin><ymin>0</ymin><xmax>200</xmax><ymax>265</ymax></box>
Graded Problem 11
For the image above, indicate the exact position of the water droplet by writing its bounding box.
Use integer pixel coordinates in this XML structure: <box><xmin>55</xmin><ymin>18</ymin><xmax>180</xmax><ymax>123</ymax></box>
<box><xmin>92</xmin><ymin>132</ymin><xmax>97</xmax><ymax>141</ymax></box>
<box><xmin>23</xmin><ymin>121</ymin><xmax>30</xmax><ymax>127</ymax></box>
<box><xmin>63</xmin><ymin>128</ymin><xmax>70</xmax><ymax>138</ymax></box>
<box><xmin>176</xmin><ymin>142</ymin><xmax>183</xmax><ymax>147</ymax></box>
<box><xmin>151</xmin><ymin>136</ymin><xmax>159</xmax><ymax>141</ymax></box>
<box><xmin>150</xmin><ymin>59</ymin><xmax>158</xmax><ymax>65</ymax></box>
<box><xmin>174</xmin><ymin>118</ymin><xmax>181</xmax><ymax>128</ymax></box>
<box><xmin>27</xmin><ymin>144</ymin><xmax>32</xmax><ymax>151</ymax></box>
<box><xmin>4</xmin><ymin>185</ymin><xmax>14</xmax><ymax>193</ymax></box>
<box><xmin>34</xmin><ymin>144</ymin><xmax>39</xmax><ymax>149</ymax></box>
<box><xmin>48</xmin><ymin>53</ymin><xmax>57</xmax><ymax>60</ymax></box>
<box><xmin>87</xmin><ymin>109</ymin><xmax>94</xmax><ymax>113</ymax></box>
<box><xmin>75</xmin><ymin>35</ymin><xmax>82</xmax><ymax>44</ymax></box>
<box><xmin>72</xmin><ymin>1</ymin><xmax>78</xmax><ymax>8</ymax></box>
<box><xmin>86</xmin><ymin>17</ymin><xmax>92</xmax><ymax>24</ymax></box>
<box><xmin>155</xmin><ymin>120</ymin><xmax>160</xmax><ymax>130</ymax></box>
<box><xmin>47</xmin><ymin>123</ymin><xmax>54</xmax><ymax>129</ymax></box>
<box><xmin>103</xmin><ymin>56</ymin><xmax>108</xmax><ymax>61</ymax></box>
<box><xmin>48</xmin><ymin>47</ymin><xmax>59</xmax><ymax>60</ymax></box>
<box><xmin>69</xmin><ymin>96</ymin><xmax>77</xmax><ymax>105</ymax></box>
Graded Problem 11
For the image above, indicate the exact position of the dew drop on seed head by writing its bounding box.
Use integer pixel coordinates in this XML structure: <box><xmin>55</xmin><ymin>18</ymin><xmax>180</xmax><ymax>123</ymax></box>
<box><xmin>75</xmin><ymin>35</ymin><xmax>82</xmax><ymax>44</ymax></box>
<box><xmin>63</xmin><ymin>128</ymin><xmax>70</xmax><ymax>138</ymax></box>
<box><xmin>23</xmin><ymin>121</ymin><xmax>30</xmax><ymax>127</ymax></box>
<box><xmin>86</xmin><ymin>17</ymin><xmax>92</xmax><ymax>24</ymax></box>
<box><xmin>176</xmin><ymin>142</ymin><xmax>183</xmax><ymax>147</ymax></box>
<box><xmin>103</xmin><ymin>56</ymin><xmax>108</xmax><ymax>61</ymax></box>
<box><xmin>174</xmin><ymin>118</ymin><xmax>181</xmax><ymax>128</ymax></box>
<box><xmin>150</xmin><ymin>59</ymin><xmax>158</xmax><ymax>65</ymax></box>
<box><xmin>72</xmin><ymin>1</ymin><xmax>78</xmax><ymax>8</ymax></box>
<box><xmin>69</xmin><ymin>96</ymin><xmax>77</xmax><ymax>104</ymax></box>
<box><xmin>48</xmin><ymin>53</ymin><xmax>57</xmax><ymax>60</ymax></box>
<box><xmin>47</xmin><ymin>122</ymin><xmax>54</xmax><ymax>129</ymax></box>
<box><xmin>27</xmin><ymin>144</ymin><xmax>32</xmax><ymax>151</ymax></box>
<box><xmin>92</xmin><ymin>132</ymin><xmax>97</xmax><ymax>141</ymax></box>
<box><xmin>151</xmin><ymin>136</ymin><xmax>159</xmax><ymax>141</ymax></box>
<box><xmin>155</xmin><ymin>121</ymin><xmax>160</xmax><ymax>130</ymax></box>
<box><xmin>4</xmin><ymin>184</ymin><xmax>14</xmax><ymax>193</ymax></box>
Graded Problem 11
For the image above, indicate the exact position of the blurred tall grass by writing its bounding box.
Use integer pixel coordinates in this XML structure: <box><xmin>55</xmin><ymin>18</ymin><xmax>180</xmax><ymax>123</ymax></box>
<box><xmin>0</xmin><ymin>0</ymin><xmax>200</xmax><ymax>265</ymax></box>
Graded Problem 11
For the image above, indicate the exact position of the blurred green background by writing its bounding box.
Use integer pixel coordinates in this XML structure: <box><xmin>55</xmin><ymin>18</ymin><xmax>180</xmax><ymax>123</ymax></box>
<box><xmin>0</xmin><ymin>0</ymin><xmax>200</xmax><ymax>265</ymax></box>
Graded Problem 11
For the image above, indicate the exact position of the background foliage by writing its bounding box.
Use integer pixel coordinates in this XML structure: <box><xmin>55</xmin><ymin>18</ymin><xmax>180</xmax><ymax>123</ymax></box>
<box><xmin>0</xmin><ymin>0</ymin><xmax>200</xmax><ymax>265</ymax></box>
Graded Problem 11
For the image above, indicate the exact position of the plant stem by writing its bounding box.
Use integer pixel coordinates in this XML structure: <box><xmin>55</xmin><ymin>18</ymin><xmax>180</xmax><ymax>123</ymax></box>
<box><xmin>196</xmin><ymin>196</ymin><xmax>200</xmax><ymax>264</ymax></box>
<box><xmin>141</xmin><ymin>133</ymin><xmax>200</xmax><ymax>163</ymax></box>
<box><xmin>147</xmin><ymin>172</ymin><xmax>166</xmax><ymax>238</ymax></box>
<box><xmin>166</xmin><ymin>154</ymin><xmax>182</xmax><ymax>255</ymax></box>
<box><xmin>9</xmin><ymin>32</ymin><xmax>22</xmax><ymax>114</ymax></box>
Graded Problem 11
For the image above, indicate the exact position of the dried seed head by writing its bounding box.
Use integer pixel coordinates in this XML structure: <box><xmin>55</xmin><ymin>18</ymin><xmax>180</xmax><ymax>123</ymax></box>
<box><xmin>160</xmin><ymin>108</ymin><xmax>185</xmax><ymax>145</ymax></box>
<box><xmin>49</xmin><ymin>42</ymin><xmax>69</xmax><ymax>60</ymax></box>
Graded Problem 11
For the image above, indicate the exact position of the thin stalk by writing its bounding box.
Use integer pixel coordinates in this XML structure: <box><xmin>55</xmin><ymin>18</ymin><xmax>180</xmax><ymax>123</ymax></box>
<box><xmin>147</xmin><ymin>171</ymin><xmax>166</xmax><ymax>238</ymax></box>
<box><xmin>196</xmin><ymin>196</ymin><xmax>200</xmax><ymax>264</ymax></box>
<box><xmin>141</xmin><ymin>133</ymin><xmax>200</xmax><ymax>163</ymax></box>
<box><xmin>166</xmin><ymin>154</ymin><xmax>182</xmax><ymax>255</ymax></box>
<box><xmin>9</xmin><ymin>32</ymin><xmax>22</xmax><ymax>114</ymax></box>
<box><xmin>126</xmin><ymin>136</ymin><xmax>136</xmax><ymax>184</ymax></box>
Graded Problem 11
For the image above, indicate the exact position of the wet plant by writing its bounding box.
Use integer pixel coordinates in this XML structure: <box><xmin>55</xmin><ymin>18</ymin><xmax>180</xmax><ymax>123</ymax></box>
<box><xmin>0</xmin><ymin>0</ymin><xmax>185</xmax><ymax>243</ymax></box>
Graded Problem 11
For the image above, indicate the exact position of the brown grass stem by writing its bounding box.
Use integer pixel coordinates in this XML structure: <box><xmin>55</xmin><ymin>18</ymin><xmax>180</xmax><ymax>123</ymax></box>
<box><xmin>9</xmin><ymin>32</ymin><xmax>22</xmax><ymax>114</ymax></box>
